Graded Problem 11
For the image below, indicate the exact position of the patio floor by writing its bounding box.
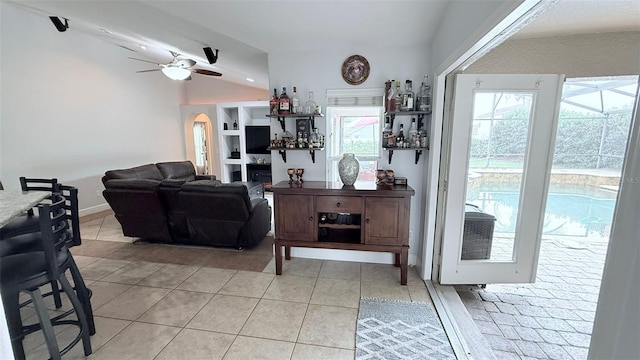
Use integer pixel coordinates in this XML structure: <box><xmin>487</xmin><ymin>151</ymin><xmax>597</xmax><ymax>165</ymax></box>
<box><xmin>456</xmin><ymin>236</ymin><xmax>608</xmax><ymax>360</ymax></box>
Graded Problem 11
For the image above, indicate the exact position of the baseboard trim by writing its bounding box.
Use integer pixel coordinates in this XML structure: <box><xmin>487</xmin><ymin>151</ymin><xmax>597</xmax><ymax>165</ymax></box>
<box><xmin>79</xmin><ymin>203</ymin><xmax>111</xmax><ymax>218</ymax></box>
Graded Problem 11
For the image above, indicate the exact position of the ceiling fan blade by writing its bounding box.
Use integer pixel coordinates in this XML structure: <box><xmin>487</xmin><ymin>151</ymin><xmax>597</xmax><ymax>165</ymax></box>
<box><xmin>128</xmin><ymin>57</ymin><xmax>162</xmax><ymax>66</ymax></box>
<box><xmin>135</xmin><ymin>69</ymin><xmax>162</xmax><ymax>73</ymax></box>
<box><xmin>176</xmin><ymin>59</ymin><xmax>196</xmax><ymax>67</ymax></box>
<box><xmin>194</xmin><ymin>69</ymin><xmax>222</xmax><ymax>77</ymax></box>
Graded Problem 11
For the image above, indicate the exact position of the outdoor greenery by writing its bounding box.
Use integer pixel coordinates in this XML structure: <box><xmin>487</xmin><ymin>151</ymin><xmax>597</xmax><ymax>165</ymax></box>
<box><xmin>470</xmin><ymin>108</ymin><xmax>632</xmax><ymax>170</ymax></box>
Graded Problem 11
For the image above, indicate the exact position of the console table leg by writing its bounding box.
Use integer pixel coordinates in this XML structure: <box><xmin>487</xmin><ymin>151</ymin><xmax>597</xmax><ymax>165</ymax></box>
<box><xmin>285</xmin><ymin>246</ymin><xmax>291</xmax><ymax>260</ymax></box>
<box><xmin>275</xmin><ymin>242</ymin><xmax>283</xmax><ymax>275</ymax></box>
<box><xmin>394</xmin><ymin>253</ymin><xmax>401</xmax><ymax>267</ymax></box>
<box><xmin>400</xmin><ymin>247</ymin><xmax>408</xmax><ymax>285</ymax></box>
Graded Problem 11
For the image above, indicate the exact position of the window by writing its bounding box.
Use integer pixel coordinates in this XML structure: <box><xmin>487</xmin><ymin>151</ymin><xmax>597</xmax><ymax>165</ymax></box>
<box><xmin>325</xmin><ymin>89</ymin><xmax>384</xmax><ymax>184</ymax></box>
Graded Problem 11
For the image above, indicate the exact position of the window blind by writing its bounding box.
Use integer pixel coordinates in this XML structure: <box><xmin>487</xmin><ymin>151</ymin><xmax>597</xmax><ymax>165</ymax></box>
<box><xmin>326</xmin><ymin>88</ymin><xmax>384</xmax><ymax>107</ymax></box>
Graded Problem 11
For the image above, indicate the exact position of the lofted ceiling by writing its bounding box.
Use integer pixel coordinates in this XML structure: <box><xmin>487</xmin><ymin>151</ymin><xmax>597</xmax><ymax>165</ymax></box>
<box><xmin>7</xmin><ymin>0</ymin><xmax>639</xmax><ymax>90</ymax></box>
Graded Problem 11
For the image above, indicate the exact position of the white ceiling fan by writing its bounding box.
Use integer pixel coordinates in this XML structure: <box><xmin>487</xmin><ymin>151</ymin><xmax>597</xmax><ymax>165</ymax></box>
<box><xmin>129</xmin><ymin>51</ymin><xmax>222</xmax><ymax>81</ymax></box>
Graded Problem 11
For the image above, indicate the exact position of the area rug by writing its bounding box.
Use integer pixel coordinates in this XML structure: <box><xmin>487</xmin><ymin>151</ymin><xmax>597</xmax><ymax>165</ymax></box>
<box><xmin>356</xmin><ymin>297</ymin><xmax>456</xmax><ymax>360</ymax></box>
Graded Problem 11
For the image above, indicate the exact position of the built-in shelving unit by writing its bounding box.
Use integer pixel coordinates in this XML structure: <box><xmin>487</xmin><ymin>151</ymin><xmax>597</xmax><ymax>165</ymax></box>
<box><xmin>217</xmin><ymin>101</ymin><xmax>270</xmax><ymax>183</ymax></box>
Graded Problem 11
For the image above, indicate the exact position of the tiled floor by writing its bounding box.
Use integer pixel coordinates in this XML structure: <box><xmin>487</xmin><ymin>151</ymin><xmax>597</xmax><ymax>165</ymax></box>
<box><xmin>456</xmin><ymin>237</ymin><xmax>608</xmax><ymax>360</ymax></box>
<box><xmin>19</xmin><ymin>212</ymin><xmax>433</xmax><ymax>360</ymax></box>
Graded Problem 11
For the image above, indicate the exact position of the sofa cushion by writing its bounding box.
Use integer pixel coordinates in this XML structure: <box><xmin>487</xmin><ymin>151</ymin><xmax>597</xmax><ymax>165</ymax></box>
<box><xmin>103</xmin><ymin>179</ymin><xmax>161</xmax><ymax>190</ymax></box>
<box><xmin>103</xmin><ymin>164</ymin><xmax>163</xmax><ymax>183</ymax></box>
<box><xmin>157</xmin><ymin>161</ymin><xmax>197</xmax><ymax>181</ymax></box>
<box><xmin>182</xmin><ymin>181</ymin><xmax>252</xmax><ymax>210</ymax></box>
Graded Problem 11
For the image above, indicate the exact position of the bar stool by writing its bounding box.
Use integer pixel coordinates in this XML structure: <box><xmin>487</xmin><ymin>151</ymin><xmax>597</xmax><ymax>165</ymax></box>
<box><xmin>0</xmin><ymin>186</ymin><xmax>95</xmax><ymax>334</ymax></box>
<box><xmin>1</xmin><ymin>194</ymin><xmax>92</xmax><ymax>360</ymax></box>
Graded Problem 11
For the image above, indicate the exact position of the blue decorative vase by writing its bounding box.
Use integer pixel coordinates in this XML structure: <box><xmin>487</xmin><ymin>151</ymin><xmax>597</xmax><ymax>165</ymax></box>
<box><xmin>338</xmin><ymin>153</ymin><xmax>359</xmax><ymax>186</ymax></box>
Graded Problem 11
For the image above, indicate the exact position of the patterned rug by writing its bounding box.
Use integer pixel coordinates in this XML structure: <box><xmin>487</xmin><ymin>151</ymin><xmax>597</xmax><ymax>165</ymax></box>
<box><xmin>356</xmin><ymin>298</ymin><xmax>456</xmax><ymax>360</ymax></box>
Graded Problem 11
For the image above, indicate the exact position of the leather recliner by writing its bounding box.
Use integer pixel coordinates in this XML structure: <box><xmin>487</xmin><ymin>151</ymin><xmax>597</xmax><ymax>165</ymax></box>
<box><xmin>101</xmin><ymin>161</ymin><xmax>270</xmax><ymax>248</ymax></box>
<box><xmin>102</xmin><ymin>161</ymin><xmax>217</xmax><ymax>243</ymax></box>
<box><xmin>179</xmin><ymin>181</ymin><xmax>271</xmax><ymax>249</ymax></box>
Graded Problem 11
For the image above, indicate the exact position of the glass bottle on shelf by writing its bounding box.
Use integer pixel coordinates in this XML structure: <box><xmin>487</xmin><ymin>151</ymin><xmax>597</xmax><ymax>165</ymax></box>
<box><xmin>403</xmin><ymin>80</ymin><xmax>415</xmax><ymax>111</ymax></box>
<box><xmin>382</xmin><ymin>116</ymin><xmax>392</xmax><ymax>147</ymax></box>
<box><xmin>309</xmin><ymin>128</ymin><xmax>319</xmax><ymax>148</ymax></box>
<box><xmin>292</xmin><ymin>86</ymin><xmax>300</xmax><ymax>114</ymax></box>
<box><xmin>418</xmin><ymin>74</ymin><xmax>432</xmax><ymax>113</ymax></box>
<box><xmin>408</xmin><ymin>117</ymin><xmax>418</xmax><ymax>148</ymax></box>
<box><xmin>418</xmin><ymin>122</ymin><xmax>428</xmax><ymax>148</ymax></box>
<box><xmin>385</xmin><ymin>80</ymin><xmax>397</xmax><ymax>113</ymax></box>
<box><xmin>304</xmin><ymin>91</ymin><xmax>317</xmax><ymax>115</ymax></box>
<box><xmin>233</xmin><ymin>119</ymin><xmax>238</xmax><ymax>130</ymax></box>
<box><xmin>270</xmin><ymin>88</ymin><xmax>279</xmax><ymax>115</ymax></box>
<box><xmin>394</xmin><ymin>80</ymin><xmax>403</xmax><ymax>112</ymax></box>
<box><xmin>279</xmin><ymin>87</ymin><xmax>290</xmax><ymax>115</ymax></box>
<box><xmin>397</xmin><ymin>123</ymin><xmax>405</xmax><ymax>147</ymax></box>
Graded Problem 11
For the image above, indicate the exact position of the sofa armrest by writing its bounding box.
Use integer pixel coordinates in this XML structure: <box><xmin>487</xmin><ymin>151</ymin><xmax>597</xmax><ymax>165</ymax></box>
<box><xmin>195</xmin><ymin>175</ymin><xmax>217</xmax><ymax>181</ymax></box>
<box><xmin>250</xmin><ymin>197</ymin><xmax>269</xmax><ymax>211</ymax></box>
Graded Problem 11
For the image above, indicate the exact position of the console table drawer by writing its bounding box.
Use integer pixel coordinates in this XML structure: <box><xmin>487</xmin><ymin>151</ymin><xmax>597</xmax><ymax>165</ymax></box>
<box><xmin>316</xmin><ymin>196</ymin><xmax>362</xmax><ymax>213</ymax></box>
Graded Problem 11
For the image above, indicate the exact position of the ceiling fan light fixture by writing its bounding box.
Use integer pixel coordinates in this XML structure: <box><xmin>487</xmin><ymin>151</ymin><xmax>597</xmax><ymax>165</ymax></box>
<box><xmin>161</xmin><ymin>66</ymin><xmax>191</xmax><ymax>81</ymax></box>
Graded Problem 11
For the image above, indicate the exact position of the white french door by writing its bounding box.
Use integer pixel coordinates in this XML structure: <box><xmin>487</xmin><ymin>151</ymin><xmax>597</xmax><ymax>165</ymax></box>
<box><xmin>440</xmin><ymin>74</ymin><xmax>564</xmax><ymax>285</ymax></box>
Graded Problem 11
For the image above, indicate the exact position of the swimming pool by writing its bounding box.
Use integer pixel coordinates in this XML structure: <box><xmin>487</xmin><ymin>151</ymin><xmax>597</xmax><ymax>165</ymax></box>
<box><xmin>466</xmin><ymin>183</ymin><xmax>617</xmax><ymax>238</ymax></box>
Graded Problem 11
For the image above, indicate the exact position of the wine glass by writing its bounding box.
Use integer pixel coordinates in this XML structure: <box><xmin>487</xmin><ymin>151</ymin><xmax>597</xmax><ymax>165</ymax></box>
<box><xmin>287</xmin><ymin>168</ymin><xmax>295</xmax><ymax>184</ymax></box>
<box><xmin>295</xmin><ymin>168</ymin><xmax>304</xmax><ymax>183</ymax></box>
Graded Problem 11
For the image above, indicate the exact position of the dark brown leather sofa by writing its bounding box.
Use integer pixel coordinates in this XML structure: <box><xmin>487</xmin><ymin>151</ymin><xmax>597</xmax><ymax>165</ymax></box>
<box><xmin>101</xmin><ymin>161</ymin><xmax>271</xmax><ymax>248</ymax></box>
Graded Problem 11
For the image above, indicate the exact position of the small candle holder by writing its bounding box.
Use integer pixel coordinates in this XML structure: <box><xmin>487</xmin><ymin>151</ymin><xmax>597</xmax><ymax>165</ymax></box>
<box><xmin>376</xmin><ymin>169</ymin><xmax>386</xmax><ymax>185</ymax></box>
<box><xmin>287</xmin><ymin>168</ymin><xmax>295</xmax><ymax>184</ymax></box>
<box><xmin>295</xmin><ymin>168</ymin><xmax>304</xmax><ymax>183</ymax></box>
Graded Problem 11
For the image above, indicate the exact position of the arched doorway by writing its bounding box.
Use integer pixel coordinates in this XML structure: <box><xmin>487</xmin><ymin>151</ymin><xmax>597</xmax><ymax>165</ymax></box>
<box><xmin>183</xmin><ymin>112</ymin><xmax>216</xmax><ymax>176</ymax></box>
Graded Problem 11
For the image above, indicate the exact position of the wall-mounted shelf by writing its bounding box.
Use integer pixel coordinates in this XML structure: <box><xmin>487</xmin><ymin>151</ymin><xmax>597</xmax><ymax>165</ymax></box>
<box><xmin>267</xmin><ymin>113</ymin><xmax>324</xmax><ymax>131</ymax></box>
<box><xmin>385</xmin><ymin>110</ymin><xmax>430</xmax><ymax>129</ymax></box>
<box><xmin>383</xmin><ymin>147</ymin><xmax>427</xmax><ymax>164</ymax></box>
<box><xmin>267</xmin><ymin>147</ymin><xmax>324</xmax><ymax>163</ymax></box>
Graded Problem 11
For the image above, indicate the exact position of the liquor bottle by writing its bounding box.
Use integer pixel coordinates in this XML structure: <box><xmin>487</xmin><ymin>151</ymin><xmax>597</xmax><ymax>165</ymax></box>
<box><xmin>418</xmin><ymin>123</ymin><xmax>428</xmax><ymax>148</ymax></box>
<box><xmin>382</xmin><ymin>116</ymin><xmax>392</xmax><ymax>147</ymax></box>
<box><xmin>385</xmin><ymin>80</ymin><xmax>397</xmax><ymax>113</ymax></box>
<box><xmin>397</xmin><ymin>123</ymin><xmax>405</xmax><ymax>147</ymax></box>
<box><xmin>304</xmin><ymin>91</ymin><xmax>317</xmax><ymax>115</ymax></box>
<box><xmin>279</xmin><ymin>87</ymin><xmax>291</xmax><ymax>115</ymax></box>
<box><xmin>408</xmin><ymin>117</ymin><xmax>418</xmax><ymax>148</ymax></box>
<box><xmin>394</xmin><ymin>80</ymin><xmax>404</xmax><ymax>111</ymax></box>
<box><xmin>309</xmin><ymin>128</ymin><xmax>319</xmax><ymax>148</ymax></box>
<box><xmin>403</xmin><ymin>80</ymin><xmax>415</xmax><ymax>111</ymax></box>
<box><xmin>418</xmin><ymin>74</ymin><xmax>432</xmax><ymax>113</ymax></box>
<box><xmin>292</xmin><ymin>86</ymin><xmax>300</xmax><ymax>114</ymax></box>
<box><xmin>233</xmin><ymin>119</ymin><xmax>238</xmax><ymax>130</ymax></box>
<box><xmin>270</xmin><ymin>89</ymin><xmax>279</xmax><ymax>115</ymax></box>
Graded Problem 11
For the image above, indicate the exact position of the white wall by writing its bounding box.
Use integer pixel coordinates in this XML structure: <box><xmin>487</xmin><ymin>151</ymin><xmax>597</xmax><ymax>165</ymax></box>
<box><xmin>431</xmin><ymin>0</ymin><xmax>525</xmax><ymax>72</ymax></box>
<box><xmin>268</xmin><ymin>46</ymin><xmax>431</xmax><ymax>265</ymax></box>
<box><xmin>0</xmin><ymin>3</ymin><xmax>186</xmax><ymax>214</ymax></box>
<box><xmin>466</xmin><ymin>31</ymin><xmax>640</xmax><ymax>77</ymax></box>
<box><xmin>184</xmin><ymin>75</ymin><xmax>268</xmax><ymax>104</ymax></box>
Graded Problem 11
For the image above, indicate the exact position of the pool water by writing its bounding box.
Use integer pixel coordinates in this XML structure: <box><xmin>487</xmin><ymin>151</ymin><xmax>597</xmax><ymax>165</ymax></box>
<box><xmin>467</xmin><ymin>184</ymin><xmax>617</xmax><ymax>238</ymax></box>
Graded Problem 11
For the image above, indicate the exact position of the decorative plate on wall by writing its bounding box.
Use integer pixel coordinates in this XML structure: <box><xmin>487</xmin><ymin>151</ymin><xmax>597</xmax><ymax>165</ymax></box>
<box><xmin>341</xmin><ymin>55</ymin><xmax>370</xmax><ymax>85</ymax></box>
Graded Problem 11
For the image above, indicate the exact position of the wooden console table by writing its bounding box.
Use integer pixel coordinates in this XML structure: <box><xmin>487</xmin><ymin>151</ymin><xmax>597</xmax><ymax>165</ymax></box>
<box><xmin>271</xmin><ymin>181</ymin><xmax>414</xmax><ymax>284</ymax></box>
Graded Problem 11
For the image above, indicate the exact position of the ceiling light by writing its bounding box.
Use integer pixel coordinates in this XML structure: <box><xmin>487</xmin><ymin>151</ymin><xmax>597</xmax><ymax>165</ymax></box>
<box><xmin>138</xmin><ymin>44</ymin><xmax>147</xmax><ymax>50</ymax></box>
<box><xmin>161</xmin><ymin>66</ymin><xmax>191</xmax><ymax>81</ymax></box>
<box><xmin>246</xmin><ymin>77</ymin><xmax>255</xmax><ymax>83</ymax></box>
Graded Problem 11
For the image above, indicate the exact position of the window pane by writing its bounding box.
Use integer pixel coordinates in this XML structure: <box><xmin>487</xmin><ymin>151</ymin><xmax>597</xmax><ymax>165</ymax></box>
<box><xmin>327</xmin><ymin>107</ymin><xmax>382</xmax><ymax>158</ymax></box>
<box><xmin>326</xmin><ymin>106</ymin><xmax>383</xmax><ymax>184</ymax></box>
